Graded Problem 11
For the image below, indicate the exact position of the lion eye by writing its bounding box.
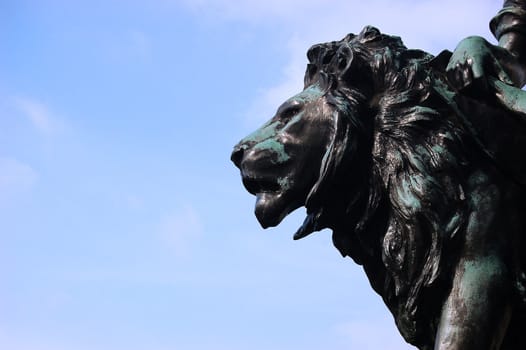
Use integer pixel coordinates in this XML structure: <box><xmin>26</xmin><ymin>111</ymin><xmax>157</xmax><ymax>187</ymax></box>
<box><xmin>280</xmin><ymin>105</ymin><xmax>302</xmax><ymax>121</ymax></box>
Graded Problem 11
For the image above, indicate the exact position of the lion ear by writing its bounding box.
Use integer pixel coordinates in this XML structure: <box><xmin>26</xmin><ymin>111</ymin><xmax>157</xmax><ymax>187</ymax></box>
<box><xmin>305</xmin><ymin>43</ymin><xmax>334</xmax><ymax>86</ymax></box>
<box><xmin>330</xmin><ymin>43</ymin><xmax>372</xmax><ymax>86</ymax></box>
<box><xmin>328</xmin><ymin>44</ymin><xmax>356</xmax><ymax>82</ymax></box>
<box><xmin>307</xmin><ymin>44</ymin><xmax>323</xmax><ymax>63</ymax></box>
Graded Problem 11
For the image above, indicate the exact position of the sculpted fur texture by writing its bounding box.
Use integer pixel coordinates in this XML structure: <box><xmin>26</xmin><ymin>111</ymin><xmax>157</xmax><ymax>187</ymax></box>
<box><xmin>232</xmin><ymin>26</ymin><xmax>526</xmax><ymax>350</ymax></box>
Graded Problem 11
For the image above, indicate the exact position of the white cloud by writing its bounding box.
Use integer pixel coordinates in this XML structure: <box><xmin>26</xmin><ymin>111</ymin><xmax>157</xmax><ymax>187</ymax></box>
<box><xmin>186</xmin><ymin>0</ymin><xmax>500</xmax><ymax>125</ymax></box>
<box><xmin>12</xmin><ymin>96</ymin><xmax>62</xmax><ymax>135</ymax></box>
<box><xmin>178</xmin><ymin>0</ymin><xmax>502</xmax><ymax>49</ymax></box>
<box><xmin>0</xmin><ymin>157</ymin><xmax>38</xmax><ymax>197</ymax></box>
<box><xmin>244</xmin><ymin>36</ymin><xmax>306</xmax><ymax>126</ymax></box>
<box><xmin>180</xmin><ymin>0</ymin><xmax>499</xmax><ymax>40</ymax></box>
<box><xmin>159</xmin><ymin>206</ymin><xmax>204</xmax><ymax>257</ymax></box>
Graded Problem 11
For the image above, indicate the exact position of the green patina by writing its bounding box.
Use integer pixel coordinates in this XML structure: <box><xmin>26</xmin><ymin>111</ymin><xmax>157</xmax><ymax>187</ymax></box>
<box><xmin>241</xmin><ymin>121</ymin><xmax>280</xmax><ymax>145</ymax></box>
<box><xmin>448</xmin><ymin>36</ymin><xmax>514</xmax><ymax>85</ymax></box>
<box><xmin>431</xmin><ymin>144</ymin><xmax>445</xmax><ymax>154</ymax></box>
<box><xmin>253</xmin><ymin>138</ymin><xmax>290</xmax><ymax>163</ymax></box>
<box><xmin>242</xmin><ymin>84</ymin><xmax>324</xmax><ymax>148</ymax></box>
<box><xmin>281</xmin><ymin>111</ymin><xmax>305</xmax><ymax>132</ymax></box>
<box><xmin>397</xmin><ymin>176</ymin><xmax>423</xmax><ymax>211</ymax></box>
<box><xmin>445</xmin><ymin>212</ymin><xmax>462</xmax><ymax>236</ymax></box>
<box><xmin>330</xmin><ymin>94</ymin><xmax>350</xmax><ymax>110</ymax></box>
<box><xmin>467</xmin><ymin>172</ymin><xmax>490</xmax><ymax>207</ymax></box>
<box><xmin>433</xmin><ymin>79</ymin><xmax>455</xmax><ymax>103</ymax></box>
<box><xmin>492</xmin><ymin>79</ymin><xmax>526</xmax><ymax>117</ymax></box>
<box><xmin>408</xmin><ymin>150</ymin><xmax>426</xmax><ymax>172</ymax></box>
<box><xmin>277</xmin><ymin>176</ymin><xmax>292</xmax><ymax>190</ymax></box>
<box><xmin>461</xmin><ymin>256</ymin><xmax>503</xmax><ymax>306</ymax></box>
<box><xmin>289</xmin><ymin>84</ymin><xmax>323</xmax><ymax>104</ymax></box>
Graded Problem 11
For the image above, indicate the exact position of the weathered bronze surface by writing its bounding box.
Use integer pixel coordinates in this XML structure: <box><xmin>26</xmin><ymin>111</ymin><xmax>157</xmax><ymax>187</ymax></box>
<box><xmin>232</xmin><ymin>2</ymin><xmax>526</xmax><ymax>349</ymax></box>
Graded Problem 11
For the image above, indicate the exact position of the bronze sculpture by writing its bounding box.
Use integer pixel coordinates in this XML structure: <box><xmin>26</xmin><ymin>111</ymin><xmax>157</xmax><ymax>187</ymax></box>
<box><xmin>231</xmin><ymin>2</ymin><xmax>526</xmax><ymax>349</ymax></box>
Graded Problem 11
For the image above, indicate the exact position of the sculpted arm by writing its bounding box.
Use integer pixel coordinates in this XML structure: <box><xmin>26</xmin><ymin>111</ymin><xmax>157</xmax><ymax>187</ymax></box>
<box><xmin>446</xmin><ymin>0</ymin><xmax>526</xmax><ymax>120</ymax></box>
<box><xmin>491</xmin><ymin>0</ymin><xmax>526</xmax><ymax>81</ymax></box>
<box><xmin>447</xmin><ymin>0</ymin><xmax>526</xmax><ymax>89</ymax></box>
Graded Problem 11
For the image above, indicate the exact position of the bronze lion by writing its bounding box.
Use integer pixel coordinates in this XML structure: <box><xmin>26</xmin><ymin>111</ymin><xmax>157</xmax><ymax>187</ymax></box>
<box><xmin>231</xmin><ymin>26</ymin><xmax>526</xmax><ymax>350</ymax></box>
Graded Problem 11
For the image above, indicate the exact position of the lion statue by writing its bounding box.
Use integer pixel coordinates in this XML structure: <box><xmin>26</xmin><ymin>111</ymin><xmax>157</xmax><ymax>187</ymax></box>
<box><xmin>231</xmin><ymin>26</ymin><xmax>526</xmax><ymax>350</ymax></box>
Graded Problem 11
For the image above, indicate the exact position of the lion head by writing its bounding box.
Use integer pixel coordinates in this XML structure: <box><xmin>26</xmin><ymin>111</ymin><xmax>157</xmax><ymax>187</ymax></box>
<box><xmin>230</xmin><ymin>81</ymin><xmax>338</xmax><ymax>229</ymax></box>
<box><xmin>231</xmin><ymin>28</ymin><xmax>385</xmax><ymax>235</ymax></box>
<box><xmin>232</xmin><ymin>26</ymin><xmax>471</xmax><ymax>348</ymax></box>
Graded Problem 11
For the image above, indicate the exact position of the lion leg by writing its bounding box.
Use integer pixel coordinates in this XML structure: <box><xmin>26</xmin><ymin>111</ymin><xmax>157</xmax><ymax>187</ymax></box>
<box><xmin>434</xmin><ymin>254</ymin><xmax>513</xmax><ymax>350</ymax></box>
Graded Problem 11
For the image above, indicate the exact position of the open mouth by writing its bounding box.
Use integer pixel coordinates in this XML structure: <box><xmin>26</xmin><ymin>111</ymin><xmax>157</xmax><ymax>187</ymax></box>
<box><xmin>240</xmin><ymin>174</ymin><xmax>293</xmax><ymax>228</ymax></box>
<box><xmin>242</xmin><ymin>175</ymin><xmax>281</xmax><ymax>195</ymax></box>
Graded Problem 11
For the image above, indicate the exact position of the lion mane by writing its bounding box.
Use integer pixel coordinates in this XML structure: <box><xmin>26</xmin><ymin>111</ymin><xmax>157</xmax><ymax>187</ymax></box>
<box><xmin>294</xmin><ymin>26</ymin><xmax>474</xmax><ymax>347</ymax></box>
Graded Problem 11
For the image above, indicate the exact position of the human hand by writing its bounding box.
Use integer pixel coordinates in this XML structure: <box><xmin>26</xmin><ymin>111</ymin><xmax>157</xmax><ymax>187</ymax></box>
<box><xmin>446</xmin><ymin>36</ymin><xmax>515</xmax><ymax>91</ymax></box>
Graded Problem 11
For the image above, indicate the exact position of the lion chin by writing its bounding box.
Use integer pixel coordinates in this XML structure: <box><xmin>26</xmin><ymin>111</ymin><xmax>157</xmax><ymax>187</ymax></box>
<box><xmin>254</xmin><ymin>192</ymin><xmax>301</xmax><ymax>228</ymax></box>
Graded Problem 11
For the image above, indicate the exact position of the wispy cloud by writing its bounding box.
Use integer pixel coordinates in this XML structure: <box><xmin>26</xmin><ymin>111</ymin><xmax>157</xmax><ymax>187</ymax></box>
<box><xmin>244</xmin><ymin>36</ymin><xmax>306</xmax><ymax>126</ymax></box>
<box><xmin>12</xmin><ymin>96</ymin><xmax>62</xmax><ymax>135</ymax></box>
<box><xmin>0</xmin><ymin>157</ymin><xmax>38</xmax><ymax>205</ymax></box>
<box><xmin>180</xmin><ymin>0</ymin><xmax>499</xmax><ymax>38</ymax></box>
<box><xmin>186</xmin><ymin>0</ymin><xmax>500</xmax><ymax>126</ymax></box>
<box><xmin>159</xmin><ymin>206</ymin><xmax>204</xmax><ymax>257</ymax></box>
<box><xmin>0</xmin><ymin>157</ymin><xmax>38</xmax><ymax>192</ymax></box>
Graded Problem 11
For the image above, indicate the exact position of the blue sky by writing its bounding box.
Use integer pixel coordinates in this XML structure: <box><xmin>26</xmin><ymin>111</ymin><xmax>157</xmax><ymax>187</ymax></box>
<box><xmin>0</xmin><ymin>1</ymin><xmax>502</xmax><ymax>349</ymax></box>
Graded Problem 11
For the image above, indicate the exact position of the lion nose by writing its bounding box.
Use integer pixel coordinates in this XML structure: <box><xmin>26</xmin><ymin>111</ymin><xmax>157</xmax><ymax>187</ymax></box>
<box><xmin>231</xmin><ymin>144</ymin><xmax>245</xmax><ymax>168</ymax></box>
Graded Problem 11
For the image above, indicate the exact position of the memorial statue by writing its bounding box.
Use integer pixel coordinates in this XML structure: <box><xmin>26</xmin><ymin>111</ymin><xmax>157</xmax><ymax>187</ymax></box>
<box><xmin>231</xmin><ymin>2</ymin><xmax>526</xmax><ymax>349</ymax></box>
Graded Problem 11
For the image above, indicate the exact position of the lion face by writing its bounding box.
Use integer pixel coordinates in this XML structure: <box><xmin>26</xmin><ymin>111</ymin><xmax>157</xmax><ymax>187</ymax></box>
<box><xmin>231</xmin><ymin>83</ymin><xmax>335</xmax><ymax>228</ymax></box>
